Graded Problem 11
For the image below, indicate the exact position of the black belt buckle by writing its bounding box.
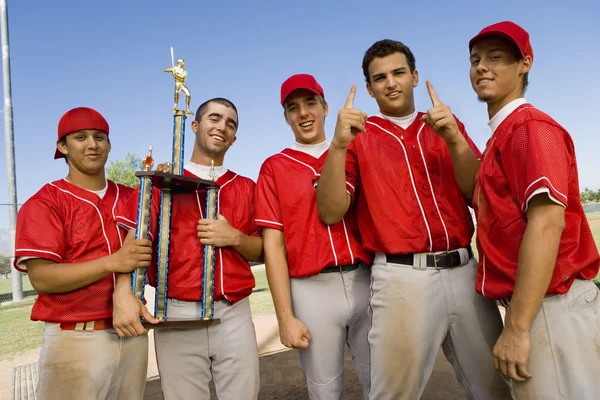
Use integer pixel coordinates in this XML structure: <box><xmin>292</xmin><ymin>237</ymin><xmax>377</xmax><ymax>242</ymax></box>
<box><xmin>433</xmin><ymin>250</ymin><xmax>462</xmax><ymax>269</ymax></box>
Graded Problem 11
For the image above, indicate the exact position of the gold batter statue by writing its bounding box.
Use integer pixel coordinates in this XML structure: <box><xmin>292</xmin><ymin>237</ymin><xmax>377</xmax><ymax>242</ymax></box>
<box><xmin>164</xmin><ymin>47</ymin><xmax>193</xmax><ymax>115</ymax></box>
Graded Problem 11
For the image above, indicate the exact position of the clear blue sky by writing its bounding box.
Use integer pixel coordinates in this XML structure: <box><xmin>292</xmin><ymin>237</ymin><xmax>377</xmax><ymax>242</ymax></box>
<box><xmin>0</xmin><ymin>0</ymin><xmax>598</xmax><ymax>231</ymax></box>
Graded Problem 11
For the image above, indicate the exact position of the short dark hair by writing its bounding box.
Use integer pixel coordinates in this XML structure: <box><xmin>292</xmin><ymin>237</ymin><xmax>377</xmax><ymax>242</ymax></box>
<box><xmin>362</xmin><ymin>39</ymin><xmax>417</xmax><ymax>83</ymax></box>
<box><xmin>497</xmin><ymin>37</ymin><xmax>529</xmax><ymax>93</ymax></box>
<box><xmin>195</xmin><ymin>98</ymin><xmax>239</xmax><ymax>126</ymax></box>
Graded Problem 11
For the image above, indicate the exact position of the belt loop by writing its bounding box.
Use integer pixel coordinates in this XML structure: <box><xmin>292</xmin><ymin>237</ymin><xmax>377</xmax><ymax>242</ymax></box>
<box><xmin>459</xmin><ymin>248</ymin><xmax>469</xmax><ymax>265</ymax></box>
<box><xmin>85</xmin><ymin>321</ymin><xmax>95</xmax><ymax>334</ymax></box>
<box><xmin>413</xmin><ymin>253</ymin><xmax>426</xmax><ymax>271</ymax></box>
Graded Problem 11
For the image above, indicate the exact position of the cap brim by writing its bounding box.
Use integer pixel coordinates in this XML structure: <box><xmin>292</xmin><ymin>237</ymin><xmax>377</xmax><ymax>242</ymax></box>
<box><xmin>281</xmin><ymin>87</ymin><xmax>323</xmax><ymax>105</ymax></box>
<box><xmin>54</xmin><ymin>148</ymin><xmax>65</xmax><ymax>159</ymax></box>
<box><xmin>469</xmin><ymin>31</ymin><xmax>525</xmax><ymax>57</ymax></box>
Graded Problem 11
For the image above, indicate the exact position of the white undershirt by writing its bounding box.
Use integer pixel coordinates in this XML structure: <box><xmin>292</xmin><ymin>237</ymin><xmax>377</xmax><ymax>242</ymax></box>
<box><xmin>378</xmin><ymin>110</ymin><xmax>418</xmax><ymax>130</ymax></box>
<box><xmin>65</xmin><ymin>179</ymin><xmax>108</xmax><ymax>199</ymax></box>
<box><xmin>185</xmin><ymin>160</ymin><xmax>226</xmax><ymax>181</ymax></box>
<box><xmin>291</xmin><ymin>139</ymin><xmax>330</xmax><ymax>158</ymax></box>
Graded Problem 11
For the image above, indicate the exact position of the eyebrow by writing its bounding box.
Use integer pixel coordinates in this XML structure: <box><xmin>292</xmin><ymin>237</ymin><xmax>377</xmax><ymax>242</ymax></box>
<box><xmin>208</xmin><ymin>112</ymin><xmax>238</xmax><ymax>128</ymax></box>
<box><xmin>372</xmin><ymin>67</ymin><xmax>407</xmax><ymax>79</ymax></box>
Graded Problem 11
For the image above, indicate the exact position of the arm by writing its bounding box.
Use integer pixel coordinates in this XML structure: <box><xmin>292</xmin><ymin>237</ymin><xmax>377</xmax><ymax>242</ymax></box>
<box><xmin>26</xmin><ymin>229</ymin><xmax>151</xmax><ymax>294</ymax></box>
<box><xmin>263</xmin><ymin>228</ymin><xmax>311</xmax><ymax>348</ymax></box>
<box><xmin>232</xmin><ymin>234</ymin><xmax>263</xmax><ymax>262</ymax></box>
<box><xmin>113</xmin><ymin>270</ymin><xmax>159</xmax><ymax>337</ymax></box>
<box><xmin>493</xmin><ymin>194</ymin><xmax>565</xmax><ymax>381</ymax></box>
<box><xmin>444</xmin><ymin>134</ymin><xmax>480</xmax><ymax>199</ymax></box>
<box><xmin>316</xmin><ymin>85</ymin><xmax>365</xmax><ymax>224</ymax></box>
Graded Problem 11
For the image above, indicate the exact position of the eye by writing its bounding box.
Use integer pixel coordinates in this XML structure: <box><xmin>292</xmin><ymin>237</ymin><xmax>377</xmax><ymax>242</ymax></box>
<box><xmin>394</xmin><ymin>71</ymin><xmax>405</xmax><ymax>76</ymax></box>
<box><xmin>374</xmin><ymin>76</ymin><xmax>384</xmax><ymax>82</ymax></box>
<box><xmin>470</xmin><ymin>59</ymin><xmax>480</xmax><ymax>66</ymax></box>
<box><xmin>227</xmin><ymin>123</ymin><xmax>236</xmax><ymax>130</ymax></box>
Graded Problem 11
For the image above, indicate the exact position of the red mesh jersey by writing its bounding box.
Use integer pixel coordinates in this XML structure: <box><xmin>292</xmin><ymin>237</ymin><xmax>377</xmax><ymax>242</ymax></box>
<box><xmin>346</xmin><ymin>115</ymin><xmax>481</xmax><ymax>254</ymax></box>
<box><xmin>474</xmin><ymin>104</ymin><xmax>600</xmax><ymax>300</ymax></box>
<box><xmin>115</xmin><ymin>169</ymin><xmax>257</xmax><ymax>303</ymax></box>
<box><xmin>14</xmin><ymin>180</ymin><xmax>134</xmax><ymax>323</ymax></box>
<box><xmin>255</xmin><ymin>148</ymin><xmax>372</xmax><ymax>278</ymax></box>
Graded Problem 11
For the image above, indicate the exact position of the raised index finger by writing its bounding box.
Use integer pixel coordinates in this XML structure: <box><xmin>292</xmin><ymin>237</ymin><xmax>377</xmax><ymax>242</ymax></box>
<box><xmin>344</xmin><ymin>85</ymin><xmax>356</xmax><ymax>109</ymax></box>
<box><xmin>426</xmin><ymin>80</ymin><xmax>443</xmax><ymax>107</ymax></box>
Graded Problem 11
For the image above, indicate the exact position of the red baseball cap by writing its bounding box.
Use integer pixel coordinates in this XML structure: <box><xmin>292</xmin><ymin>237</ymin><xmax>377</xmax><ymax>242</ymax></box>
<box><xmin>55</xmin><ymin>107</ymin><xmax>109</xmax><ymax>159</ymax></box>
<box><xmin>280</xmin><ymin>74</ymin><xmax>325</xmax><ymax>105</ymax></box>
<box><xmin>469</xmin><ymin>21</ymin><xmax>534</xmax><ymax>61</ymax></box>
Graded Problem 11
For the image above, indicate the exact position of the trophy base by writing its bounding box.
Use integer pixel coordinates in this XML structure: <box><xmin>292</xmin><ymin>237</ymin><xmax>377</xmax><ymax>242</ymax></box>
<box><xmin>135</xmin><ymin>171</ymin><xmax>217</xmax><ymax>191</ymax></box>
<box><xmin>142</xmin><ymin>317</ymin><xmax>221</xmax><ymax>329</ymax></box>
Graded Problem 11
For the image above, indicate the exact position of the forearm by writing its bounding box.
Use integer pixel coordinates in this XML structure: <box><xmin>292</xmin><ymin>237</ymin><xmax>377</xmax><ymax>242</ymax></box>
<box><xmin>506</xmin><ymin>206</ymin><xmax>565</xmax><ymax>332</ymax></box>
<box><xmin>263</xmin><ymin>229</ymin><xmax>294</xmax><ymax>323</ymax></box>
<box><xmin>114</xmin><ymin>272</ymin><xmax>133</xmax><ymax>295</ymax></box>
<box><xmin>316</xmin><ymin>143</ymin><xmax>351</xmax><ymax>224</ymax></box>
<box><xmin>233</xmin><ymin>233</ymin><xmax>263</xmax><ymax>262</ymax></box>
<box><xmin>445</xmin><ymin>136</ymin><xmax>480</xmax><ymax>199</ymax></box>
<box><xmin>28</xmin><ymin>256</ymin><xmax>115</xmax><ymax>294</ymax></box>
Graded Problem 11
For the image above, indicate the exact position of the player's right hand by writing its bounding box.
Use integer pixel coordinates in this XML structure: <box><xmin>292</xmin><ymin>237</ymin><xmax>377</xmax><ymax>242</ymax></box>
<box><xmin>112</xmin><ymin>287</ymin><xmax>159</xmax><ymax>337</ymax></box>
<box><xmin>156</xmin><ymin>162</ymin><xmax>171</xmax><ymax>173</ymax></box>
<box><xmin>331</xmin><ymin>85</ymin><xmax>368</xmax><ymax>150</ymax></box>
<box><xmin>109</xmin><ymin>229</ymin><xmax>152</xmax><ymax>274</ymax></box>
<box><xmin>279</xmin><ymin>316</ymin><xmax>312</xmax><ymax>349</ymax></box>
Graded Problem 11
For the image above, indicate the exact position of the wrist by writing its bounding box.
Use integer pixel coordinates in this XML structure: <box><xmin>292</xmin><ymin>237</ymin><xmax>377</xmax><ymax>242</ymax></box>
<box><xmin>277</xmin><ymin>311</ymin><xmax>295</xmax><ymax>324</ymax></box>
<box><xmin>505</xmin><ymin>310</ymin><xmax>531</xmax><ymax>334</ymax></box>
<box><xmin>330</xmin><ymin>136</ymin><xmax>349</xmax><ymax>151</ymax></box>
<box><xmin>104</xmin><ymin>254</ymin><xmax>117</xmax><ymax>274</ymax></box>
<box><xmin>443</xmin><ymin>128</ymin><xmax>464</xmax><ymax>146</ymax></box>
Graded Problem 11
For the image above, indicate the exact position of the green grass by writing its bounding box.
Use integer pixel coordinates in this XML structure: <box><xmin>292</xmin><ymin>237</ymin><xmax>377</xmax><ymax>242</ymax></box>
<box><xmin>586</xmin><ymin>211</ymin><xmax>600</xmax><ymax>221</ymax></box>
<box><xmin>249</xmin><ymin>265</ymin><xmax>275</xmax><ymax>315</ymax></box>
<box><xmin>0</xmin><ymin>305</ymin><xmax>43</xmax><ymax>360</ymax></box>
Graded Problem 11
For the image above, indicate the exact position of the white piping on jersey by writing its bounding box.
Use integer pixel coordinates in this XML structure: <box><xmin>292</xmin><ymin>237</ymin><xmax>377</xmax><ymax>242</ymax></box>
<box><xmin>49</xmin><ymin>183</ymin><xmax>113</xmax><ymax>255</ymax></box>
<box><xmin>341</xmin><ymin>218</ymin><xmax>355</xmax><ymax>264</ymax></box>
<box><xmin>116</xmin><ymin>217</ymin><xmax>155</xmax><ymax>242</ymax></box>
<box><xmin>366</xmin><ymin>120</ymin><xmax>433</xmax><ymax>251</ymax></box>
<box><xmin>346</xmin><ymin>181</ymin><xmax>355</xmax><ymax>191</ymax></box>
<box><xmin>481</xmin><ymin>253</ymin><xmax>486</xmax><ymax>297</ymax></box>
<box><xmin>523</xmin><ymin>177</ymin><xmax>567</xmax><ymax>208</ymax></box>
<box><xmin>255</xmin><ymin>219</ymin><xmax>283</xmax><ymax>227</ymax></box>
<box><xmin>278</xmin><ymin>152</ymin><xmax>318</xmax><ymax>175</ymax></box>
<box><xmin>195</xmin><ymin>191</ymin><xmax>205</xmax><ymax>219</ymax></box>
<box><xmin>15</xmin><ymin>248</ymin><xmax>63</xmax><ymax>260</ymax></box>
<box><xmin>416</xmin><ymin>125</ymin><xmax>450</xmax><ymax>251</ymax></box>
<box><xmin>111</xmin><ymin>182</ymin><xmax>123</xmax><ymax>246</ymax></box>
<box><xmin>326</xmin><ymin>226</ymin><xmax>339</xmax><ymax>265</ymax></box>
<box><xmin>279</xmin><ymin>152</ymin><xmax>348</xmax><ymax>265</ymax></box>
<box><xmin>217</xmin><ymin>173</ymin><xmax>237</xmax><ymax>302</ymax></box>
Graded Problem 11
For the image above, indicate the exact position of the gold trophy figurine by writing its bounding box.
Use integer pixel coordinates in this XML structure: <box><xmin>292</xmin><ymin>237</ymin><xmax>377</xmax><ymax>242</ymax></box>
<box><xmin>164</xmin><ymin>47</ymin><xmax>193</xmax><ymax>116</ymax></box>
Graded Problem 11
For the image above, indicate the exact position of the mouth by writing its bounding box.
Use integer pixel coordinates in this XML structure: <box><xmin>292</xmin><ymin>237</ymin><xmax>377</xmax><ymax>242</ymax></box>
<box><xmin>86</xmin><ymin>153</ymin><xmax>101</xmax><ymax>158</ymax></box>
<box><xmin>386</xmin><ymin>91</ymin><xmax>401</xmax><ymax>99</ymax></box>
<box><xmin>299</xmin><ymin>121</ymin><xmax>314</xmax><ymax>129</ymax></box>
<box><xmin>476</xmin><ymin>77</ymin><xmax>494</xmax><ymax>85</ymax></box>
<box><xmin>209</xmin><ymin>133</ymin><xmax>225</xmax><ymax>143</ymax></box>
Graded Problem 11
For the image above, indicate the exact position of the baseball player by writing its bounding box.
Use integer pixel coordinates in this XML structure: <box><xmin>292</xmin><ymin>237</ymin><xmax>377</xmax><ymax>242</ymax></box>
<box><xmin>255</xmin><ymin>74</ymin><xmax>373</xmax><ymax>399</ymax></box>
<box><xmin>13</xmin><ymin>107</ymin><xmax>154</xmax><ymax>400</ymax></box>
<box><xmin>454</xmin><ymin>21</ymin><xmax>599</xmax><ymax>399</ymax></box>
<box><xmin>113</xmin><ymin>98</ymin><xmax>263</xmax><ymax>400</ymax></box>
<box><xmin>316</xmin><ymin>40</ymin><xmax>513</xmax><ymax>399</ymax></box>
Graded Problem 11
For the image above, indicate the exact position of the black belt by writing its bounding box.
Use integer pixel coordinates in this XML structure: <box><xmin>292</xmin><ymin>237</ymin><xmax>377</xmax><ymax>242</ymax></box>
<box><xmin>321</xmin><ymin>263</ymin><xmax>360</xmax><ymax>274</ymax></box>
<box><xmin>386</xmin><ymin>246</ymin><xmax>473</xmax><ymax>269</ymax></box>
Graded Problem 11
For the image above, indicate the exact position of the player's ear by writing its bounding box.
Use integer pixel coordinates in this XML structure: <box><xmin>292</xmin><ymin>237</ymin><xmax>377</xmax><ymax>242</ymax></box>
<box><xmin>366</xmin><ymin>82</ymin><xmax>374</xmax><ymax>98</ymax></box>
<box><xmin>56</xmin><ymin>138</ymin><xmax>68</xmax><ymax>158</ymax></box>
<box><xmin>412</xmin><ymin>69</ymin><xmax>419</xmax><ymax>88</ymax></box>
<box><xmin>519</xmin><ymin>55</ymin><xmax>532</xmax><ymax>75</ymax></box>
<box><xmin>191</xmin><ymin>119</ymin><xmax>199</xmax><ymax>133</ymax></box>
<box><xmin>323</xmin><ymin>100</ymin><xmax>329</xmax><ymax>118</ymax></box>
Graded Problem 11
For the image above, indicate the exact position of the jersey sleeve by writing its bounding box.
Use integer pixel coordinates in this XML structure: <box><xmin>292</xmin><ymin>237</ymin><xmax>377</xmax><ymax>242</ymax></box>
<box><xmin>14</xmin><ymin>197</ymin><xmax>65</xmax><ymax>272</ymax></box>
<box><xmin>500</xmin><ymin>120</ymin><xmax>571</xmax><ymax>211</ymax></box>
<box><xmin>114</xmin><ymin>185</ymin><xmax>159</xmax><ymax>242</ymax></box>
<box><xmin>247</xmin><ymin>180</ymin><xmax>262</xmax><ymax>237</ymax></box>
<box><xmin>455</xmin><ymin>116</ymin><xmax>483</xmax><ymax>159</ymax></box>
<box><xmin>254</xmin><ymin>160</ymin><xmax>284</xmax><ymax>231</ymax></box>
<box><xmin>345</xmin><ymin>140</ymin><xmax>361</xmax><ymax>203</ymax></box>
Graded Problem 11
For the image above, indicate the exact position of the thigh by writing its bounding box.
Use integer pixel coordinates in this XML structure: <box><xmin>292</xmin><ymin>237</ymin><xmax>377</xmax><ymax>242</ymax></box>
<box><xmin>107</xmin><ymin>333</ymin><xmax>149</xmax><ymax>400</ymax></box>
<box><xmin>368</xmin><ymin>259</ymin><xmax>448</xmax><ymax>400</ymax></box>
<box><xmin>443</xmin><ymin>259</ymin><xmax>512</xmax><ymax>399</ymax></box>
<box><xmin>37</xmin><ymin>324</ymin><xmax>118</xmax><ymax>400</ymax></box>
<box><xmin>514</xmin><ymin>280</ymin><xmax>600</xmax><ymax>400</ymax></box>
<box><xmin>154</xmin><ymin>326</ymin><xmax>211</xmax><ymax>400</ymax></box>
<box><xmin>290</xmin><ymin>274</ymin><xmax>348</xmax><ymax>398</ymax></box>
<box><xmin>210</xmin><ymin>298</ymin><xmax>260</xmax><ymax>400</ymax></box>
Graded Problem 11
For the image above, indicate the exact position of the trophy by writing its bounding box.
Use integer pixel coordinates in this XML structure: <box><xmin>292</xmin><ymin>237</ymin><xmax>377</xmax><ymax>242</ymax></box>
<box><xmin>130</xmin><ymin>48</ymin><xmax>220</xmax><ymax>328</ymax></box>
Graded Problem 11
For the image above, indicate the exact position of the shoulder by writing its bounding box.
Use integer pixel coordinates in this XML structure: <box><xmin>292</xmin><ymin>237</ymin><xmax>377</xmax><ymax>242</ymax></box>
<box><xmin>20</xmin><ymin>181</ymin><xmax>64</xmax><ymax>214</ymax></box>
<box><xmin>110</xmin><ymin>181</ymin><xmax>136</xmax><ymax>198</ymax></box>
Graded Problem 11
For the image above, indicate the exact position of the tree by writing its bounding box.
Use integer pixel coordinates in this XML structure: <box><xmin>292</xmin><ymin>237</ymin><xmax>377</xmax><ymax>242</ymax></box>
<box><xmin>106</xmin><ymin>153</ymin><xmax>142</xmax><ymax>188</ymax></box>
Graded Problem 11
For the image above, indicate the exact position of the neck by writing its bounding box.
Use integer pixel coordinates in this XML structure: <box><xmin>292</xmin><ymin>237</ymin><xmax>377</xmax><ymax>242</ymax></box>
<box><xmin>65</xmin><ymin>169</ymin><xmax>107</xmax><ymax>191</ymax></box>
<box><xmin>487</xmin><ymin>88</ymin><xmax>524</xmax><ymax>119</ymax></box>
<box><xmin>381</xmin><ymin>105</ymin><xmax>416</xmax><ymax>118</ymax></box>
<box><xmin>190</xmin><ymin>149</ymin><xmax>225</xmax><ymax>167</ymax></box>
<box><xmin>296</xmin><ymin>134</ymin><xmax>327</xmax><ymax>145</ymax></box>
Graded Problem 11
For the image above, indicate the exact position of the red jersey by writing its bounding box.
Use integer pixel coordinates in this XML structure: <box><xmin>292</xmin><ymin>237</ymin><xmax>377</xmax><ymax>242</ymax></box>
<box><xmin>255</xmin><ymin>148</ymin><xmax>372</xmax><ymax>278</ymax></box>
<box><xmin>14</xmin><ymin>179</ymin><xmax>133</xmax><ymax>323</ymax></box>
<box><xmin>474</xmin><ymin>103</ymin><xmax>600</xmax><ymax>300</ymax></box>
<box><xmin>346</xmin><ymin>114</ymin><xmax>481</xmax><ymax>254</ymax></box>
<box><xmin>115</xmin><ymin>169</ymin><xmax>258</xmax><ymax>304</ymax></box>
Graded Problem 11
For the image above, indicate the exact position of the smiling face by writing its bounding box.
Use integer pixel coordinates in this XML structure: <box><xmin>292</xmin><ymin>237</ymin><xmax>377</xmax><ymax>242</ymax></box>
<box><xmin>366</xmin><ymin>52</ymin><xmax>418</xmax><ymax>117</ymax></box>
<box><xmin>191</xmin><ymin>102</ymin><xmax>238</xmax><ymax>161</ymax></box>
<box><xmin>283</xmin><ymin>89</ymin><xmax>328</xmax><ymax>145</ymax></box>
<box><xmin>469</xmin><ymin>36</ymin><xmax>532</xmax><ymax>117</ymax></box>
<box><xmin>56</xmin><ymin>129</ymin><xmax>110</xmax><ymax>175</ymax></box>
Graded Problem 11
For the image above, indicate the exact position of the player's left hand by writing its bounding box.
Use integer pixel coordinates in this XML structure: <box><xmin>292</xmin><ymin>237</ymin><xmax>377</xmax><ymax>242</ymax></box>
<box><xmin>420</xmin><ymin>81</ymin><xmax>462</xmax><ymax>144</ymax></box>
<box><xmin>492</xmin><ymin>325</ymin><xmax>533</xmax><ymax>382</ymax></box>
<box><xmin>156</xmin><ymin>162</ymin><xmax>171</xmax><ymax>173</ymax></box>
<box><xmin>197</xmin><ymin>214</ymin><xmax>240</xmax><ymax>248</ymax></box>
<box><xmin>112</xmin><ymin>288</ymin><xmax>159</xmax><ymax>337</ymax></box>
